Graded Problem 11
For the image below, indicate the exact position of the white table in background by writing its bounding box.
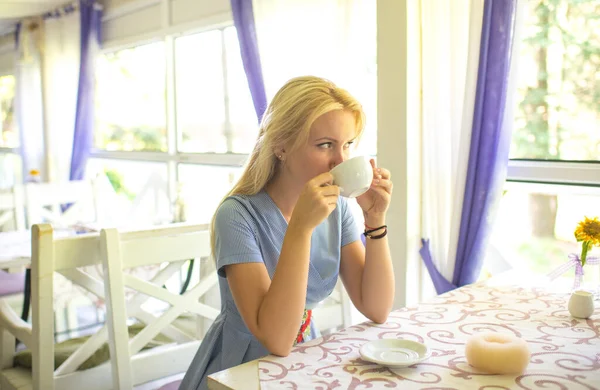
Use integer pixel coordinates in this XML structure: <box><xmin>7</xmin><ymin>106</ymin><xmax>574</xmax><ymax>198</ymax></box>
<box><xmin>0</xmin><ymin>230</ymin><xmax>33</xmax><ymax>271</ymax></box>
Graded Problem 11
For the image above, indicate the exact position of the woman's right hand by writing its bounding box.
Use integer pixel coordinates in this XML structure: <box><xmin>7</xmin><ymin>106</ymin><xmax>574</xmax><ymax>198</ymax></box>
<box><xmin>290</xmin><ymin>172</ymin><xmax>340</xmax><ymax>231</ymax></box>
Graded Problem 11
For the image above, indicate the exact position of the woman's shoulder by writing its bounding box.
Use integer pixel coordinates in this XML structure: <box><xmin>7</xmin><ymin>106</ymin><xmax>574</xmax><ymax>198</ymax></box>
<box><xmin>215</xmin><ymin>193</ymin><xmax>263</xmax><ymax>226</ymax></box>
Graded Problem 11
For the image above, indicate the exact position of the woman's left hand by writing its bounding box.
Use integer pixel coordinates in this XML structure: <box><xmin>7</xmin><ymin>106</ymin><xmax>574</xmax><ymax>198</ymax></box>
<box><xmin>356</xmin><ymin>159</ymin><xmax>393</xmax><ymax>223</ymax></box>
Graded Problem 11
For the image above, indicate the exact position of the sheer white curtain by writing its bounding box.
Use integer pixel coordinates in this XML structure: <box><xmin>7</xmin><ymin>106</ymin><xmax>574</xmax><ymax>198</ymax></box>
<box><xmin>251</xmin><ymin>0</ymin><xmax>375</xmax><ymax>325</ymax></box>
<box><xmin>42</xmin><ymin>10</ymin><xmax>80</xmax><ymax>183</ymax></box>
<box><xmin>16</xmin><ymin>19</ymin><xmax>46</xmax><ymax>180</ymax></box>
<box><xmin>420</xmin><ymin>0</ymin><xmax>484</xmax><ymax>286</ymax></box>
<box><xmin>252</xmin><ymin>0</ymin><xmax>376</xmax><ymax>155</ymax></box>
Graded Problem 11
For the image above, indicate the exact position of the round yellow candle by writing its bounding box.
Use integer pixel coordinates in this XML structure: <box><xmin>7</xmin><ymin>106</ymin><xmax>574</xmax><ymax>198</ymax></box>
<box><xmin>465</xmin><ymin>332</ymin><xmax>530</xmax><ymax>374</ymax></box>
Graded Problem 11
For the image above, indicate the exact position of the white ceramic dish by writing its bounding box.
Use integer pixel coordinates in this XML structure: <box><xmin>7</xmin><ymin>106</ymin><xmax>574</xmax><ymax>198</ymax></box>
<box><xmin>359</xmin><ymin>339</ymin><xmax>431</xmax><ymax>367</ymax></box>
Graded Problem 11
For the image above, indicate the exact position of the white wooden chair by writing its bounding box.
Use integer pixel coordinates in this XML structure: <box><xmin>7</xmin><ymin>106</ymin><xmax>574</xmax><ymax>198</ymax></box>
<box><xmin>0</xmin><ymin>186</ymin><xmax>27</xmax><ymax>317</ymax></box>
<box><xmin>23</xmin><ymin>174</ymin><xmax>122</xmax><ymax>335</ymax></box>
<box><xmin>0</xmin><ymin>186</ymin><xmax>25</xmax><ymax>232</ymax></box>
<box><xmin>98</xmin><ymin>223</ymin><xmax>217</xmax><ymax>389</ymax></box>
<box><xmin>0</xmin><ymin>223</ymin><xmax>217</xmax><ymax>390</ymax></box>
<box><xmin>23</xmin><ymin>173</ymin><xmax>119</xmax><ymax>229</ymax></box>
<box><xmin>0</xmin><ymin>225</ymin><xmax>109</xmax><ymax>390</ymax></box>
<box><xmin>312</xmin><ymin>281</ymin><xmax>353</xmax><ymax>334</ymax></box>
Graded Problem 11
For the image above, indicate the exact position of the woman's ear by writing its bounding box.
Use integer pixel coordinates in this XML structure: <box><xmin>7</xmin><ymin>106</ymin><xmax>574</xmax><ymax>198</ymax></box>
<box><xmin>274</xmin><ymin>147</ymin><xmax>286</xmax><ymax>161</ymax></box>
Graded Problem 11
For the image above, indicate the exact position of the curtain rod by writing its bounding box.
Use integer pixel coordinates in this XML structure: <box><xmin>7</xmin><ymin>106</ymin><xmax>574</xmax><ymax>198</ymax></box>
<box><xmin>43</xmin><ymin>1</ymin><xmax>103</xmax><ymax>20</ymax></box>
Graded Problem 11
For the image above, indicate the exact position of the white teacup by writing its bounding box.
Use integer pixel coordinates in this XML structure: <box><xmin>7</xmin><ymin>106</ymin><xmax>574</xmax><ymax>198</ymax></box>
<box><xmin>568</xmin><ymin>290</ymin><xmax>594</xmax><ymax>319</ymax></box>
<box><xmin>330</xmin><ymin>156</ymin><xmax>374</xmax><ymax>198</ymax></box>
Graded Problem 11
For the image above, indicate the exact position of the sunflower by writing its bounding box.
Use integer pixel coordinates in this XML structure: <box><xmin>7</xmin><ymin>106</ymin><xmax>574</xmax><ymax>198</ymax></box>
<box><xmin>574</xmin><ymin>216</ymin><xmax>600</xmax><ymax>266</ymax></box>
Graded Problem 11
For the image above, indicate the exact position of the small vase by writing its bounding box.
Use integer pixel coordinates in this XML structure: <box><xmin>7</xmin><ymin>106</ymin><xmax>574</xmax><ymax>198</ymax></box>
<box><xmin>568</xmin><ymin>290</ymin><xmax>595</xmax><ymax>319</ymax></box>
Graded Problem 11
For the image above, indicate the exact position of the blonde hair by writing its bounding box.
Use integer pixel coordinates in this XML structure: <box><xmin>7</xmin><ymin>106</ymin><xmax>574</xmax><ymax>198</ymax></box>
<box><xmin>210</xmin><ymin>76</ymin><xmax>365</xmax><ymax>255</ymax></box>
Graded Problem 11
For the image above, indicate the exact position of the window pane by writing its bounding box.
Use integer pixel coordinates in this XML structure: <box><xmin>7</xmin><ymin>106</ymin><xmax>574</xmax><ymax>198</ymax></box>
<box><xmin>0</xmin><ymin>153</ymin><xmax>22</xmax><ymax>188</ymax></box>
<box><xmin>175</xmin><ymin>30</ymin><xmax>227</xmax><ymax>153</ymax></box>
<box><xmin>178</xmin><ymin>164</ymin><xmax>242</xmax><ymax>223</ymax></box>
<box><xmin>95</xmin><ymin>42</ymin><xmax>167</xmax><ymax>152</ymax></box>
<box><xmin>486</xmin><ymin>182</ymin><xmax>600</xmax><ymax>288</ymax></box>
<box><xmin>224</xmin><ymin>27</ymin><xmax>259</xmax><ymax>153</ymax></box>
<box><xmin>86</xmin><ymin>159</ymin><xmax>170</xmax><ymax>225</ymax></box>
<box><xmin>510</xmin><ymin>1</ymin><xmax>600</xmax><ymax>161</ymax></box>
<box><xmin>0</xmin><ymin>75</ymin><xmax>18</xmax><ymax>148</ymax></box>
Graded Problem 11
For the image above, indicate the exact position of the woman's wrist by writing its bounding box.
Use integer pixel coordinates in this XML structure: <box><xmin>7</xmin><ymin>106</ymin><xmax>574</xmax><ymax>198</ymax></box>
<box><xmin>287</xmin><ymin>219</ymin><xmax>314</xmax><ymax>240</ymax></box>
<box><xmin>363</xmin><ymin>213</ymin><xmax>386</xmax><ymax>229</ymax></box>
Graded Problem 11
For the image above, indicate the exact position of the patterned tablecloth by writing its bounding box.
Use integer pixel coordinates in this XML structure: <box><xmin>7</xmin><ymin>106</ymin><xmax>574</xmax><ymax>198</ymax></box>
<box><xmin>258</xmin><ymin>282</ymin><xmax>600</xmax><ymax>389</ymax></box>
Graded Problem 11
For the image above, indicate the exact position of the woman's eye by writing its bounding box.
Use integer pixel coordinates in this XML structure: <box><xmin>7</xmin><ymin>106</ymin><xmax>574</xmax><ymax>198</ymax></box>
<box><xmin>318</xmin><ymin>142</ymin><xmax>333</xmax><ymax>149</ymax></box>
<box><xmin>344</xmin><ymin>141</ymin><xmax>355</xmax><ymax>149</ymax></box>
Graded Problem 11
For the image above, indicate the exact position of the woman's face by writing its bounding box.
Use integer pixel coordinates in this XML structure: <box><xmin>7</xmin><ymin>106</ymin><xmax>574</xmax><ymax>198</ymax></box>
<box><xmin>282</xmin><ymin>109</ymin><xmax>358</xmax><ymax>186</ymax></box>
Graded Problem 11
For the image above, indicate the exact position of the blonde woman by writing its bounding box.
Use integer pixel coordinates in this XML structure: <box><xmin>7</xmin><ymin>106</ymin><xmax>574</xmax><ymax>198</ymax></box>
<box><xmin>180</xmin><ymin>76</ymin><xmax>394</xmax><ymax>389</ymax></box>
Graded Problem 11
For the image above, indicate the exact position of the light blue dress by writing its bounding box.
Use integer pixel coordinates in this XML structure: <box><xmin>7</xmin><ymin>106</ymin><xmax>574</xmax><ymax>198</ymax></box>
<box><xmin>179</xmin><ymin>190</ymin><xmax>360</xmax><ymax>390</ymax></box>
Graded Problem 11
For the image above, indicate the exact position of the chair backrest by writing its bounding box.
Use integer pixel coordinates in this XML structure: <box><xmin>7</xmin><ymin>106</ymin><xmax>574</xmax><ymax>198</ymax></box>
<box><xmin>24</xmin><ymin>180</ymin><xmax>97</xmax><ymax>228</ymax></box>
<box><xmin>99</xmin><ymin>223</ymin><xmax>215</xmax><ymax>389</ymax></box>
<box><xmin>0</xmin><ymin>224</ymin><xmax>106</xmax><ymax>390</ymax></box>
<box><xmin>23</xmin><ymin>174</ymin><xmax>119</xmax><ymax>228</ymax></box>
<box><xmin>0</xmin><ymin>185</ymin><xmax>25</xmax><ymax>231</ymax></box>
<box><xmin>0</xmin><ymin>223</ymin><xmax>214</xmax><ymax>390</ymax></box>
<box><xmin>312</xmin><ymin>281</ymin><xmax>353</xmax><ymax>333</ymax></box>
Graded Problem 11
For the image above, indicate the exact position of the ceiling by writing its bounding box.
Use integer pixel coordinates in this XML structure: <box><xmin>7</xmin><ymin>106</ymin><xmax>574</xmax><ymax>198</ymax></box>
<box><xmin>0</xmin><ymin>0</ymin><xmax>67</xmax><ymax>35</ymax></box>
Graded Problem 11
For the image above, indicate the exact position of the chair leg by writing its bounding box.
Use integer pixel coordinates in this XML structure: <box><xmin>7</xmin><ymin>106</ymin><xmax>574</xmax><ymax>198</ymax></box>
<box><xmin>1</xmin><ymin>328</ymin><xmax>16</xmax><ymax>369</ymax></box>
<box><xmin>21</xmin><ymin>269</ymin><xmax>31</xmax><ymax>322</ymax></box>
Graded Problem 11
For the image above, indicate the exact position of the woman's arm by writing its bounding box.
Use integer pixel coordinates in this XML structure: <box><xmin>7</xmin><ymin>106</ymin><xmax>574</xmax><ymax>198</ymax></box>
<box><xmin>225</xmin><ymin>174</ymin><xmax>339</xmax><ymax>356</ymax></box>
<box><xmin>340</xmin><ymin>161</ymin><xmax>394</xmax><ymax>323</ymax></box>
<box><xmin>339</xmin><ymin>218</ymin><xmax>394</xmax><ymax>323</ymax></box>
<box><xmin>225</xmin><ymin>222</ymin><xmax>311</xmax><ymax>357</ymax></box>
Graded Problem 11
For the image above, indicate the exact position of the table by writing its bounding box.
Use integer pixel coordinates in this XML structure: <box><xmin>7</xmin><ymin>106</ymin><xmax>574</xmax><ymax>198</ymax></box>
<box><xmin>0</xmin><ymin>229</ymin><xmax>77</xmax><ymax>322</ymax></box>
<box><xmin>0</xmin><ymin>230</ymin><xmax>32</xmax><ymax>270</ymax></box>
<box><xmin>0</xmin><ymin>229</ymin><xmax>80</xmax><ymax>269</ymax></box>
<box><xmin>208</xmin><ymin>276</ymin><xmax>600</xmax><ymax>389</ymax></box>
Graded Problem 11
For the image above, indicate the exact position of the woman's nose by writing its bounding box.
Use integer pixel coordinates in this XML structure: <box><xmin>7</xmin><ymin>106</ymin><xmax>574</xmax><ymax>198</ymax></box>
<box><xmin>329</xmin><ymin>150</ymin><xmax>347</xmax><ymax>169</ymax></box>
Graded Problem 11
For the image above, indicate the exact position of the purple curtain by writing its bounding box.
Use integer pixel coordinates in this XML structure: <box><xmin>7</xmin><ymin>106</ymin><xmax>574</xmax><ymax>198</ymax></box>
<box><xmin>420</xmin><ymin>0</ymin><xmax>517</xmax><ymax>294</ymax></box>
<box><xmin>14</xmin><ymin>23</ymin><xmax>20</xmax><ymax>49</ymax></box>
<box><xmin>69</xmin><ymin>0</ymin><xmax>102</xmax><ymax>181</ymax></box>
<box><xmin>230</xmin><ymin>0</ymin><xmax>268</xmax><ymax>122</ymax></box>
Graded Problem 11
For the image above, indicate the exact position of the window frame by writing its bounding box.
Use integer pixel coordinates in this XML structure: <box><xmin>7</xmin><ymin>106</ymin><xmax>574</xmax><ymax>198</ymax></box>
<box><xmin>506</xmin><ymin>1</ymin><xmax>600</xmax><ymax>190</ymax></box>
<box><xmin>507</xmin><ymin>160</ymin><xmax>600</xmax><ymax>187</ymax></box>
<box><xmin>91</xmin><ymin>21</ymin><xmax>252</xmax><ymax>207</ymax></box>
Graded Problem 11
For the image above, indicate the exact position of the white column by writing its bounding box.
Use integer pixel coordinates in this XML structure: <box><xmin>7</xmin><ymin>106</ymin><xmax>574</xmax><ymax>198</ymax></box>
<box><xmin>377</xmin><ymin>0</ymin><xmax>422</xmax><ymax>308</ymax></box>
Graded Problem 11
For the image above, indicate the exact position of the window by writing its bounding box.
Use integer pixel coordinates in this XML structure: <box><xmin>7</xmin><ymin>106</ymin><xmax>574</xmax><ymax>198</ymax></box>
<box><xmin>0</xmin><ymin>74</ymin><xmax>17</xmax><ymax>148</ymax></box>
<box><xmin>93</xmin><ymin>12</ymin><xmax>377</xmax><ymax>227</ymax></box>
<box><xmin>175</xmin><ymin>30</ymin><xmax>226</xmax><ymax>153</ymax></box>
<box><xmin>86</xmin><ymin>159</ymin><xmax>170</xmax><ymax>224</ymax></box>
<box><xmin>223</xmin><ymin>27</ymin><xmax>260</xmax><ymax>153</ymax></box>
<box><xmin>510</xmin><ymin>1</ymin><xmax>600</xmax><ymax>162</ymax></box>
<box><xmin>0</xmin><ymin>153</ymin><xmax>22</xmax><ymax>188</ymax></box>
<box><xmin>174</xmin><ymin>27</ymin><xmax>255</xmax><ymax>154</ymax></box>
<box><xmin>0</xmin><ymin>74</ymin><xmax>21</xmax><ymax>187</ymax></box>
<box><xmin>95</xmin><ymin>42</ymin><xmax>167</xmax><ymax>152</ymax></box>
<box><xmin>178</xmin><ymin>164</ymin><xmax>242</xmax><ymax>223</ymax></box>
<box><xmin>487</xmin><ymin>0</ymin><xmax>600</xmax><ymax>283</ymax></box>
<box><xmin>93</xmin><ymin>25</ymin><xmax>254</xmax><ymax>224</ymax></box>
<box><xmin>488</xmin><ymin>183</ymin><xmax>600</xmax><ymax>286</ymax></box>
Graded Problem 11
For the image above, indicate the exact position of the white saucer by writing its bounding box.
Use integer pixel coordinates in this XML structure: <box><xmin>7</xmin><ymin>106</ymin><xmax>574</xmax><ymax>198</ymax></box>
<box><xmin>359</xmin><ymin>339</ymin><xmax>431</xmax><ymax>367</ymax></box>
